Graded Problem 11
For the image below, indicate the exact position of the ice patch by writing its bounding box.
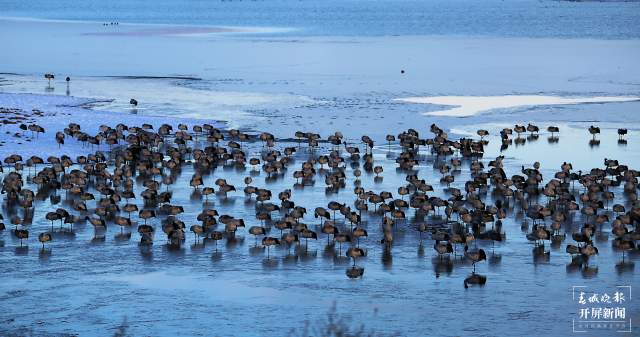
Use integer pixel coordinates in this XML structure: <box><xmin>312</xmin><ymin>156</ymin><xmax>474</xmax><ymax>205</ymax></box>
<box><xmin>0</xmin><ymin>92</ymin><xmax>224</xmax><ymax>158</ymax></box>
<box><xmin>0</xmin><ymin>74</ymin><xmax>317</xmax><ymax>129</ymax></box>
<box><xmin>395</xmin><ymin>95</ymin><xmax>640</xmax><ymax>117</ymax></box>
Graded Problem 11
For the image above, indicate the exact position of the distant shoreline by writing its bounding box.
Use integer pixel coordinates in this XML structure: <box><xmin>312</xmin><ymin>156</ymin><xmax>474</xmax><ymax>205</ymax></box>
<box><xmin>0</xmin><ymin>15</ymin><xmax>294</xmax><ymax>35</ymax></box>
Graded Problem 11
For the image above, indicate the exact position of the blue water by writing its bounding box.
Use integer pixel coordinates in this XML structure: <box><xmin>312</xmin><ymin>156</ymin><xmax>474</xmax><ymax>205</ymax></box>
<box><xmin>1</xmin><ymin>0</ymin><xmax>640</xmax><ymax>38</ymax></box>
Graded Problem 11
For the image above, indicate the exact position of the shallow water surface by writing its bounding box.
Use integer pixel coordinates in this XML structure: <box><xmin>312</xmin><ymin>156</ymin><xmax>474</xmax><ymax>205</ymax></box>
<box><xmin>0</xmin><ymin>126</ymin><xmax>638</xmax><ymax>336</ymax></box>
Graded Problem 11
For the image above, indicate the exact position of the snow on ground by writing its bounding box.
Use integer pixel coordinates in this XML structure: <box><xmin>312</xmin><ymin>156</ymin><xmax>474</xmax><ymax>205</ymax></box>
<box><xmin>0</xmin><ymin>92</ymin><xmax>223</xmax><ymax>159</ymax></box>
<box><xmin>395</xmin><ymin>95</ymin><xmax>640</xmax><ymax>117</ymax></box>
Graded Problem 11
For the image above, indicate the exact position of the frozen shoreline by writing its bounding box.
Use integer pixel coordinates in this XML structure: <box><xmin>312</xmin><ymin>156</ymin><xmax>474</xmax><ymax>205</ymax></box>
<box><xmin>396</xmin><ymin>95</ymin><xmax>640</xmax><ymax>117</ymax></box>
<box><xmin>0</xmin><ymin>92</ymin><xmax>224</xmax><ymax>159</ymax></box>
<box><xmin>1</xmin><ymin>90</ymin><xmax>639</xmax><ymax>162</ymax></box>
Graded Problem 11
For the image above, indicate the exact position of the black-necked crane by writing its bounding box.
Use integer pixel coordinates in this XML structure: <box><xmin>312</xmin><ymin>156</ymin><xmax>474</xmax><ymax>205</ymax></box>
<box><xmin>527</xmin><ymin>123</ymin><xmax>539</xmax><ymax>135</ymax></box>
<box><xmin>202</xmin><ymin>186</ymin><xmax>215</xmax><ymax>204</ymax></box>
<box><xmin>314</xmin><ymin>207</ymin><xmax>331</xmax><ymax>226</ymax></box>
<box><xmin>165</xmin><ymin>205</ymin><xmax>184</xmax><ymax>217</ymax></box>
<box><xmin>416</xmin><ymin>224</ymin><xmax>428</xmax><ymax>245</ymax></box>
<box><xmin>15</xmin><ymin>229</ymin><xmax>29</xmax><ymax>246</ymax></box>
<box><xmin>368</xmin><ymin>193</ymin><xmax>383</xmax><ymax>212</ymax></box>
<box><xmin>380</xmin><ymin>221</ymin><xmax>393</xmax><ymax>249</ymax></box>
<box><xmin>168</xmin><ymin>228</ymin><xmax>184</xmax><ymax>247</ymax></box>
<box><xmin>527</xmin><ymin>225</ymin><xmax>551</xmax><ymax>248</ymax></box>
<box><xmin>256</xmin><ymin>211</ymin><xmax>271</xmax><ymax>227</ymax></box>
<box><xmin>433</xmin><ymin>241</ymin><xmax>453</xmax><ymax>260</ymax></box>
<box><xmin>38</xmin><ymin>232</ymin><xmax>52</xmax><ymax>250</ymax></box>
<box><xmin>327</xmin><ymin>201</ymin><xmax>343</xmax><ymax>222</ymax></box>
<box><xmin>617</xmin><ymin>128</ymin><xmax>627</xmax><ymax>140</ymax></box>
<box><xmin>353</xmin><ymin>168</ymin><xmax>362</xmax><ymax>181</ymax></box>
<box><xmin>281</xmin><ymin>232</ymin><xmax>298</xmax><ymax>255</ymax></box>
<box><xmin>28</xmin><ymin>124</ymin><xmax>45</xmax><ymax>138</ymax></box>
<box><xmin>218</xmin><ymin>184</ymin><xmax>236</xmax><ymax>198</ymax></box>
<box><xmin>346</xmin><ymin>246</ymin><xmax>365</xmax><ymax>267</ymax></box>
<box><xmin>86</xmin><ymin>216</ymin><xmax>106</xmax><ymax>229</ymax></box>
<box><xmin>115</xmin><ymin>216</ymin><xmax>132</xmax><ymax>233</ymax></box>
<box><xmin>123</xmin><ymin>203</ymin><xmax>138</xmax><ymax>219</ymax></box>
<box><xmin>274</xmin><ymin>220</ymin><xmax>292</xmax><ymax>237</ymax></box>
<box><xmin>572</xmin><ymin>228</ymin><xmax>593</xmax><ymax>248</ymax></box>
<box><xmin>450</xmin><ymin>233</ymin><xmax>467</xmax><ymax>258</ymax></box>
<box><xmin>222</xmin><ymin>218</ymin><xmax>245</xmax><ymax>237</ymax></box>
<box><xmin>344</xmin><ymin>211</ymin><xmax>360</xmax><ymax>231</ymax></box>
<box><xmin>589</xmin><ymin>125</ymin><xmax>600</xmax><ymax>140</ymax></box>
<box><xmin>138</xmin><ymin>209</ymin><xmax>156</xmax><ymax>225</ymax></box>
<box><xmin>2</xmin><ymin>118</ymin><xmax>640</xmax><ymax>284</ymax></box>
<box><xmin>262</xmin><ymin>237</ymin><xmax>280</xmax><ymax>259</ymax></box>
<box><xmin>614</xmin><ymin>239</ymin><xmax>635</xmax><ymax>264</ymax></box>
<box><xmin>321</xmin><ymin>222</ymin><xmax>338</xmax><ymax>245</ymax></box>
<box><xmin>432</xmin><ymin>230</ymin><xmax>450</xmax><ymax>242</ymax></box>
<box><xmin>190</xmin><ymin>225</ymin><xmax>204</xmax><ymax>244</ymax></box>
<box><xmin>579</xmin><ymin>244</ymin><xmax>599</xmax><ymax>267</ymax></box>
<box><xmin>138</xmin><ymin>224</ymin><xmax>154</xmax><ymax>245</ymax></box>
<box><xmin>248</xmin><ymin>226</ymin><xmax>266</xmax><ymax>246</ymax></box>
<box><xmin>464</xmin><ymin>245</ymin><xmax>487</xmax><ymax>273</ymax></box>
<box><xmin>373</xmin><ymin>166</ymin><xmax>383</xmax><ymax>178</ymax></box>
<box><xmin>44</xmin><ymin>73</ymin><xmax>54</xmax><ymax>86</ymax></box>
<box><xmin>352</xmin><ymin>227</ymin><xmax>367</xmax><ymax>247</ymax></box>
<box><xmin>190</xmin><ymin>174</ymin><xmax>204</xmax><ymax>190</ymax></box>
<box><xmin>386</xmin><ymin>134</ymin><xmax>395</xmax><ymax>148</ymax></box>
<box><xmin>300</xmin><ymin>229</ymin><xmax>317</xmax><ymax>251</ymax></box>
<box><xmin>56</xmin><ymin>131</ymin><xmax>65</xmax><ymax>148</ymax></box>
<box><xmin>210</xmin><ymin>231</ymin><xmax>223</xmax><ymax>251</ymax></box>
<box><xmin>46</xmin><ymin>211</ymin><xmax>62</xmax><ymax>230</ymax></box>
<box><xmin>612</xmin><ymin>204</ymin><xmax>626</xmax><ymax>215</ymax></box>
<box><xmin>333</xmin><ymin>233</ymin><xmax>351</xmax><ymax>254</ymax></box>
<box><xmin>477</xmin><ymin>129</ymin><xmax>489</xmax><ymax>140</ymax></box>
